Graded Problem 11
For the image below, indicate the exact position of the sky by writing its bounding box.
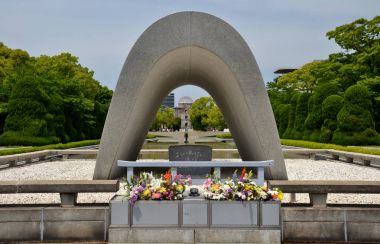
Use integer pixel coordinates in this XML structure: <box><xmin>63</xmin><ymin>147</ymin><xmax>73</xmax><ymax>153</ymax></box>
<box><xmin>1</xmin><ymin>0</ymin><xmax>379</xmax><ymax>105</ymax></box>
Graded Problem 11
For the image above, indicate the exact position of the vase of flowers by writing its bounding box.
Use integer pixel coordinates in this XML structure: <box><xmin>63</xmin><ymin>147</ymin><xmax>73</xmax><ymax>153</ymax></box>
<box><xmin>202</xmin><ymin>167</ymin><xmax>282</xmax><ymax>227</ymax></box>
<box><xmin>123</xmin><ymin>171</ymin><xmax>192</xmax><ymax>227</ymax></box>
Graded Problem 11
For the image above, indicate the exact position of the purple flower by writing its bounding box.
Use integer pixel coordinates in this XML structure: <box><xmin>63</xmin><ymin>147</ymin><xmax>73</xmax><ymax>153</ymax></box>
<box><xmin>129</xmin><ymin>194</ymin><xmax>138</xmax><ymax>205</ymax></box>
<box><xmin>232</xmin><ymin>173</ymin><xmax>238</xmax><ymax>183</ymax></box>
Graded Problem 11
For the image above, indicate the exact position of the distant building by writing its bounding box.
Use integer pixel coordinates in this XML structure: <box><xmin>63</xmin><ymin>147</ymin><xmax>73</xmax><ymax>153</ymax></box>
<box><xmin>162</xmin><ymin>93</ymin><xmax>175</xmax><ymax>108</ymax></box>
<box><xmin>274</xmin><ymin>67</ymin><xmax>297</xmax><ymax>82</ymax></box>
<box><xmin>174</xmin><ymin>96</ymin><xmax>193</xmax><ymax>129</ymax></box>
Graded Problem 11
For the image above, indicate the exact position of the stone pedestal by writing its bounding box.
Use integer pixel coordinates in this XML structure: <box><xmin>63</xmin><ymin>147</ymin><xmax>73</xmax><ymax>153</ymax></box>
<box><xmin>169</xmin><ymin>145</ymin><xmax>212</xmax><ymax>178</ymax></box>
<box><xmin>108</xmin><ymin>197</ymin><xmax>281</xmax><ymax>243</ymax></box>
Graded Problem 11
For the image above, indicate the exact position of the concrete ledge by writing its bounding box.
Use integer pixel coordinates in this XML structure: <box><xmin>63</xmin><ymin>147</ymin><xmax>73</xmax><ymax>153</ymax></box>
<box><xmin>108</xmin><ymin>228</ymin><xmax>280</xmax><ymax>243</ymax></box>
<box><xmin>283</xmin><ymin>222</ymin><xmax>345</xmax><ymax>241</ymax></box>
<box><xmin>0</xmin><ymin>206</ymin><xmax>109</xmax><ymax>242</ymax></box>
<box><xmin>0</xmin><ymin>222</ymin><xmax>41</xmax><ymax>241</ymax></box>
<box><xmin>195</xmin><ymin>229</ymin><xmax>281</xmax><ymax>243</ymax></box>
<box><xmin>282</xmin><ymin>207</ymin><xmax>380</xmax><ymax>242</ymax></box>
<box><xmin>347</xmin><ymin>222</ymin><xmax>380</xmax><ymax>242</ymax></box>
<box><xmin>108</xmin><ymin>228</ymin><xmax>194</xmax><ymax>243</ymax></box>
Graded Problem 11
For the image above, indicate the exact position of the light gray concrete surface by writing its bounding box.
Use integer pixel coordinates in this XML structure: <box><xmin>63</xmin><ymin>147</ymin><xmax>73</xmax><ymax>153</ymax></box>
<box><xmin>94</xmin><ymin>11</ymin><xmax>287</xmax><ymax>180</ymax></box>
<box><xmin>0</xmin><ymin>206</ymin><xmax>109</xmax><ymax>242</ymax></box>
<box><xmin>195</xmin><ymin>229</ymin><xmax>281</xmax><ymax>243</ymax></box>
<box><xmin>108</xmin><ymin>228</ymin><xmax>194</xmax><ymax>243</ymax></box>
<box><xmin>282</xmin><ymin>207</ymin><xmax>380</xmax><ymax>242</ymax></box>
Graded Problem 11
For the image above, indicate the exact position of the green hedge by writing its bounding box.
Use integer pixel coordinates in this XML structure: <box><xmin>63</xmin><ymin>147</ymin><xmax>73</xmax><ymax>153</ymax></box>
<box><xmin>0</xmin><ymin>133</ymin><xmax>162</xmax><ymax>156</ymax></box>
<box><xmin>0</xmin><ymin>131</ymin><xmax>60</xmax><ymax>146</ymax></box>
<box><xmin>146</xmin><ymin>133</ymin><xmax>157</xmax><ymax>139</ymax></box>
<box><xmin>0</xmin><ymin>139</ymin><xmax>100</xmax><ymax>156</ymax></box>
<box><xmin>216</xmin><ymin>133</ymin><xmax>233</xmax><ymax>139</ymax></box>
<box><xmin>281</xmin><ymin>139</ymin><xmax>380</xmax><ymax>156</ymax></box>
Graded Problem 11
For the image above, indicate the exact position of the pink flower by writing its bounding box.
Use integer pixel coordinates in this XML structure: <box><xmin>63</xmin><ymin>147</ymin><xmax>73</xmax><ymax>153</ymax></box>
<box><xmin>203</xmin><ymin>178</ymin><xmax>212</xmax><ymax>188</ymax></box>
<box><xmin>152</xmin><ymin>192</ymin><xmax>161</xmax><ymax>199</ymax></box>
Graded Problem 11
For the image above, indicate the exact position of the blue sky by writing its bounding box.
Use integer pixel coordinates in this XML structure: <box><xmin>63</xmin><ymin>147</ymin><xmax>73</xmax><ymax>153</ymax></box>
<box><xmin>1</xmin><ymin>0</ymin><xmax>379</xmax><ymax>105</ymax></box>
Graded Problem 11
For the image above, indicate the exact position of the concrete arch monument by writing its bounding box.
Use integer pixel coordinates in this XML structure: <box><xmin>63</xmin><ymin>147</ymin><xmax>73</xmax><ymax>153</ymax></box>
<box><xmin>94</xmin><ymin>11</ymin><xmax>288</xmax><ymax>180</ymax></box>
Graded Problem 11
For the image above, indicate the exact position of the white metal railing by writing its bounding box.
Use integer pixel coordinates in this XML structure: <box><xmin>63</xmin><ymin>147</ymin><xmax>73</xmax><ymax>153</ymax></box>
<box><xmin>117</xmin><ymin>160</ymin><xmax>273</xmax><ymax>185</ymax></box>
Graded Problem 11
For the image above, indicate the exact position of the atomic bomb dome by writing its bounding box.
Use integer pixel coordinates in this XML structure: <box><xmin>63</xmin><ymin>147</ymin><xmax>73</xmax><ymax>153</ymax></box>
<box><xmin>178</xmin><ymin>96</ymin><xmax>193</xmax><ymax>105</ymax></box>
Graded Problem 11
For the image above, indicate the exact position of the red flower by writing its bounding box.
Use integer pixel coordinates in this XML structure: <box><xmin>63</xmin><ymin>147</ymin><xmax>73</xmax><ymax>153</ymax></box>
<box><xmin>164</xmin><ymin>171</ymin><xmax>171</xmax><ymax>183</ymax></box>
<box><xmin>241</xmin><ymin>167</ymin><xmax>247</xmax><ymax>179</ymax></box>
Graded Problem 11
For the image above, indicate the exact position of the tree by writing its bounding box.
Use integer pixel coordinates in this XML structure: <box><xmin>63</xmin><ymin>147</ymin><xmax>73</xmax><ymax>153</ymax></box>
<box><xmin>205</xmin><ymin>105</ymin><xmax>226</xmax><ymax>131</ymax></box>
<box><xmin>150</xmin><ymin>106</ymin><xmax>176</xmax><ymax>131</ymax></box>
<box><xmin>267</xmin><ymin>16</ymin><xmax>380</xmax><ymax>145</ymax></box>
<box><xmin>190</xmin><ymin>97</ymin><xmax>214</xmax><ymax>131</ymax></box>
<box><xmin>326</xmin><ymin>16</ymin><xmax>380</xmax><ymax>53</ymax></box>
<box><xmin>0</xmin><ymin>42</ymin><xmax>113</xmax><ymax>145</ymax></box>
<box><xmin>190</xmin><ymin>97</ymin><xmax>226</xmax><ymax>131</ymax></box>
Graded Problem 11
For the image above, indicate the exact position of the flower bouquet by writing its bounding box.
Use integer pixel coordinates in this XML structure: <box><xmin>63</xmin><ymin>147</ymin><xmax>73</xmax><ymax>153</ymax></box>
<box><xmin>123</xmin><ymin>171</ymin><xmax>192</xmax><ymax>205</ymax></box>
<box><xmin>202</xmin><ymin>167</ymin><xmax>282</xmax><ymax>201</ymax></box>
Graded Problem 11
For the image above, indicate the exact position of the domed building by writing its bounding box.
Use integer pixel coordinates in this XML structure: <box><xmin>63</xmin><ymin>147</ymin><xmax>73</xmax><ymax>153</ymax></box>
<box><xmin>174</xmin><ymin>96</ymin><xmax>193</xmax><ymax>129</ymax></box>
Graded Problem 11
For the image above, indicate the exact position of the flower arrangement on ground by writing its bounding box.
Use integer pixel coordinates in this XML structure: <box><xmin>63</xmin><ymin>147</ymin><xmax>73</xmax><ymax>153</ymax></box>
<box><xmin>202</xmin><ymin>167</ymin><xmax>282</xmax><ymax>201</ymax></box>
<box><xmin>123</xmin><ymin>171</ymin><xmax>192</xmax><ymax>205</ymax></box>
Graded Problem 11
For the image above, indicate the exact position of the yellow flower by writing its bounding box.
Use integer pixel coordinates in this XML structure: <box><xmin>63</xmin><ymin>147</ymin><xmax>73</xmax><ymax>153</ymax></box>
<box><xmin>143</xmin><ymin>189</ymin><xmax>151</xmax><ymax>197</ymax></box>
<box><xmin>278</xmin><ymin>192</ymin><xmax>283</xmax><ymax>201</ymax></box>
<box><xmin>160</xmin><ymin>187</ymin><xmax>167</xmax><ymax>193</ymax></box>
<box><xmin>211</xmin><ymin>185</ymin><xmax>219</xmax><ymax>192</ymax></box>
<box><xmin>177</xmin><ymin>185</ymin><xmax>184</xmax><ymax>192</ymax></box>
<box><xmin>245</xmin><ymin>185</ymin><xmax>253</xmax><ymax>191</ymax></box>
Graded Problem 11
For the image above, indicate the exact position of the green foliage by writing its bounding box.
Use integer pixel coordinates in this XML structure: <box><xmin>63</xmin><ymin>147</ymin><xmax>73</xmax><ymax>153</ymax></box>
<box><xmin>304</xmin><ymin>83</ymin><xmax>340</xmax><ymax>132</ymax></box>
<box><xmin>283</xmin><ymin>94</ymin><xmax>299</xmax><ymax>138</ymax></box>
<box><xmin>215</xmin><ymin>133</ymin><xmax>233</xmax><ymax>139</ymax></box>
<box><xmin>337</xmin><ymin>85</ymin><xmax>373</xmax><ymax>132</ymax></box>
<box><xmin>0</xmin><ymin>139</ymin><xmax>100</xmax><ymax>156</ymax></box>
<box><xmin>150</xmin><ymin>106</ymin><xmax>177</xmax><ymax>131</ymax></box>
<box><xmin>0</xmin><ymin>131</ymin><xmax>59</xmax><ymax>146</ymax></box>
<box><xmin>267</xmin><ymin>15</ymin><xmax>380</xmax><ymax>145</ymax></box>
<box><xmin>281</xmin><ymin>139</ymin><xmax>380</xmax><ymax>156</ymax></box>
<box><xmin>332</xmin><ymin>85</ymin><xmax>379</xmax><ymax>145</ymax></box>
<box><xmin>146</xmin><ymin>134</ymin><xmax>157</xmax><ymax>139</ymax></box>
<box><xmin>190</xmin><ymin>97</ymin><xmax>226</xmax><ymax>131</ymax></box>
<box><xmin>275</xmin><ymin>104</ymin><xmax>291</xmax><ymax>136</ymax></box>
<box><xmin>326</xmin><ymin>16</ymin><xmax>379</xmax><ymax>52</ymax></box>
<box><xmin>332</xmin><ymin>129</ymin><xmax>379</xmax><ymax>146</ymax></box>
<box><xmin>320</xmin><ymin>95</ymin><xmax>344</xmax><ymax>142</ymax></box>
<box><xmin>322</xmin><ymin>95</ymin><xmax>344</xmax><ymax>121</ymax></box>
<box><xmin>0</xmin><ymin>42</ymin><xmax>112</xmax><ymax>145</ymax></box>
<box><xmin>293</xmin><ymin>93</ymin><xmax>310</xmax><ymax>139</ymax></box>
<box><xmin>277</xmin><ymin>61</ymin><xmax>322</xmax><ymax>93</ymax></box>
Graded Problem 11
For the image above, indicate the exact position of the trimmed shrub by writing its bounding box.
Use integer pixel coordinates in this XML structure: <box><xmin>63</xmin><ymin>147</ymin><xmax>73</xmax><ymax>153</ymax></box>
<box><xmin>0</xmin><ymin>131</ymin><xmax>60</xmax><ymax>146</ymax></box>
<box><xmin>333</xmin><ymin>85</ymin><xmax>379</xmax><ymax>145</ymax></box>
<box><xmin>322</xmin><ymin>95</ymin><xmax>344</xmax><ymax>121</ymax></box>
<box><xmin>293</xmin><ymin>93</ymin><xmax>310</xmax><ymax>139</ymax></box>
<box><xmin>332</xmin><ymin>129</ymin><xmax>379</xmax><ymax>146</ymax></box>
<box><xmin>283</xmin><ymin>94</ymin><xmax>299</xmax><ymax>139</ymax></box>
<box><xmin>319</xmin><ymin>95</ymin><xmax>344</xmax><ymax>142</ymax></box>
<box><xmin>319</xmin><ymin>127</ymin><xmax>332</xmax><ymax>143</ymax></box>
<box><xmin>304</xmin><ymin>83</ymin><xmax>340</xmax><ymax>131</ymax></box>
<box><xmin>276</xmin><ymin>104</ymin><xmax>292</xmax><ymax>137</ymax></box>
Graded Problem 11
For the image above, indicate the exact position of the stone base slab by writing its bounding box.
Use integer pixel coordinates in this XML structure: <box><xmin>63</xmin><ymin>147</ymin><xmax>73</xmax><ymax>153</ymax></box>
<box><xmin>108</xmin><ymin>227</ymin><xmax>281</xmax><ymax>243</ymax></box>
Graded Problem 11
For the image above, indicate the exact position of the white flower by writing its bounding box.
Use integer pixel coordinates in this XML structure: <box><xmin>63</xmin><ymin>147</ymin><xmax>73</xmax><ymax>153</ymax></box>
<box><xmin>151</xmin><ymin>178</ymin><xmax>161</xmax><ymax>188</ymax></box>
